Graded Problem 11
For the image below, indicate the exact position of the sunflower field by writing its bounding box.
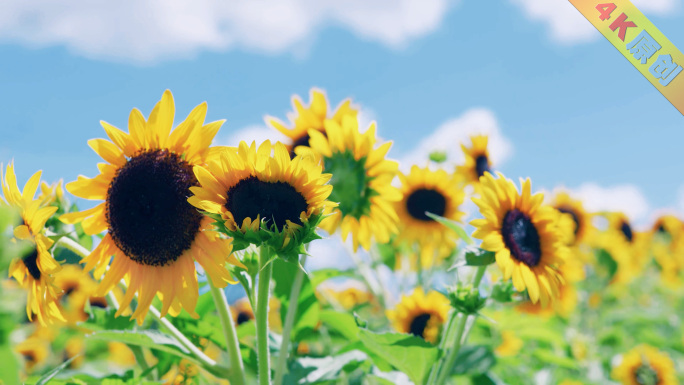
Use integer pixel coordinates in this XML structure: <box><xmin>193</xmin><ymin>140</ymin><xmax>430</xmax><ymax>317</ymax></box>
<box><xmin>1</xmin><ymin>89</ymin><xmax>683</xmax><ymax>385</ymax></box>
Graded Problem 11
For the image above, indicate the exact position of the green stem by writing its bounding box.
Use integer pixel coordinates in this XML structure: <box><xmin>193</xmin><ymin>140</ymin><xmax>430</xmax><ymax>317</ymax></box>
<box><xmin>257</xmin><ymin>246</ymin><xmax>274</xmax><ymax>385</ymax></box>
<box><xmin>434</xmin><ymin>314</ymin><xmax>468</xmax><ymax>385</ymax></box>
<box><xmin>54</xmin><ymin>235</ymin><xmax>91</xmax><ymax>259</ymax></box>
<box><xmin>433</xmin><ymin>265</ymin><xmax>487</xmax><ymax>385</ymax></box>
<box><xmin>273</xmin><ymin>255</ymin><xmax>307</xmax><ymax>385</ymax></box>
<box><xmin>130</xmin><ymin>345</ymin><xmax>153</xmax><ymax>380</ymax></box>
<box><xmin>55</xmin><ymin>233</ymin><xmax>229</xmax><ymax>377</ymax></box>
<box><xmin>209</xmin><ymin>281</ymin><xmax>247</xmax><ymax>385</ymax></box>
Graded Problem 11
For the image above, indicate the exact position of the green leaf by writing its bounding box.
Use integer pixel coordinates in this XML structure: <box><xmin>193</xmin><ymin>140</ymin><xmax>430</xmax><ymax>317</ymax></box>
<box><xmin>0</xmin><ymin>344</ymin><xmax>20</xmax><ymax>385</ymax></box>
<box><xmin>425</xmin><ymin>212</ymin><xmax>473</xmax><ymax>245</ymax></box>
<box><xmin>87</xmin><ymin>330</ymin><xmax>230</xmax><ymax>377</ymax></box>
<box><xmin>357</xmin><ymin>329</ymin><xmax>441</xmax><ymax>385</ymax></box>
<box><xmin>531</xmin><ymin>349</ymin><xmax>578</xmax><ymax>369</ymax></box>
<box><xmin>34</xmin><ymin>355</ymin><xmax>79</xmax><ymax>385</ymax></box>
<box><xmin>450</xmin><ymin>345</ymin><xmax>496</xmax><ymax>375</ymax></box>
<box><xmin>463</xmin><ymin>247</ymin><xmax>496</xmax><ymax>267</ymax></box>
<box><xmin>428</xmin><ymin>151</ymin><xmax>448</xmax><ymax>163</ymax></box>
<box><xmin>272</xmin><ymin>258</ymin><xmax>320</xmax><ymax>342</ymax></box>
<box><xmin>319</xmin><ymin>310</ymin><xmax>360</xmax><ymax>341</ymax></box>
<box><xmin>596</xmin><ymin>249</ymin><xmax>618</xmax><ymax>280</ymax></box>
<box><xmin>81</xmin><ymin>307</ymin><xmax>135</xmax><ymax>331</ymax></box>
<box><xmin>309</xmin><ymin>268</ymin><xmax>357</xmax><ymax>288</ymax></box>
<box><xmin>284</xmin><ymin>350</ymin><xmax>368</xmax><ymax>384</ymax></box>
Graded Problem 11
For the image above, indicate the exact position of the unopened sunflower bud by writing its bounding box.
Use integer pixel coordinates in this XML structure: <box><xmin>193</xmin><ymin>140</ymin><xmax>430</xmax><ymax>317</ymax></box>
<box><xmin>448</xmin><ymin>284</ymin><xmax>486</xmax><ymax>315</ymax></box>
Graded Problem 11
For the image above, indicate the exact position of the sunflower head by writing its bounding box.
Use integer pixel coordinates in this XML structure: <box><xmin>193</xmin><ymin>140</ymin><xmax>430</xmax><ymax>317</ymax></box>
<box><xmin>2</xmin><ymin>163</ymin><xmax>64</xmax><ymax>326</ymax></box>
<box><xmin>189</xmin><ymin>140</ymin><xmax>333</xmax><ymax>261</ymax></box>
<box><xmin>303</xmin><ymin>115</ymin><xmax>401</xmax><ymax>251</ymax></box>
<box><xmin>16</xmin><ymin>336</ymin><xmax>50</xmax><ymax>372</ymax></box>
<box><xmin>395</xmin><ymin>166</ymin><xmax>465</xmax><ymax>269</ymax></box>
<box><xmin>266</xmin><ymin>88</ymin><xmax>358</xmax><ymax>158</ymax></box>
<box><xmin>59</xmin><ymin>90</ymin><xmax>242</xmax><ymax>324</ymax></box>
<box><xmin>471</xmin><ymin>172</ymin><xmax>568</xmax><ymax>306</ymax></box>
<box><xmin>231</xmin><ymin>298</ymin><xmax>254</xmax><ymax>326</ymax></box>
<box><xmin>387</xmin><ymin>288</ymin><xmax>450</xmax><ymax>344</ymax></box>
<box><xmin>455</xmin><ymin>135</ymin><xmax>493</xmax><ymax>188</ymax></box>
<box><xmin>551</xmin><ymin>191</ymin><xmax>593</xmax><ymax>247</ymax></box>
<box><xmin>612</xmin><ymin>345</ymin><xmax>678</xmax><ymax>385</ymax></box>
<box><xmin>597</xmin><ymin>213</ymin><xmax>649</xmax><ymax>284</ymax></box>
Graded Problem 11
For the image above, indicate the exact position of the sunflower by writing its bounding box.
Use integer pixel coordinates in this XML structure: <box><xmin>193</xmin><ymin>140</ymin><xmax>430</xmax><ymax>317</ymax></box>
<box><xmin>16</xmin><ymin>336</ymin><xmax>49</xmax><ymax>372</ymax></box>
<box><xmin>108</xmin><ymin>342</ymin><xmax>136</xmax><ymax>368</ymax></box>
<box><xmin>64</xmin><ymin>336</ymin><xmax>85</xmax><ymax>369</ymax></box>
<box><xmin>455</xmin><ymin>135</ymin><xmax>493</xmax><ymax>188</ymax></box>
<box><xmin>471</xmin><ymin>172</ymin><xmax>568</xmax><ymax>306</ymax></box>
<box><xmin>597</xmin><ymin>213</ymin><xmax>649</xmax><ymax>284</ymax></box>
<box><xmin>387</xmin><ymin>288</ymin><xmax>450</xmax><ymax>344</ymax></box>
<box><xmin>266</xmin><ymin>88</ymin><xmax>358</xmax><ymax>158</ymax></box>
<box><xmin>321</xmin><ymin>286</ymin><xmax>372</xmax><ymax>310</ymax></box>
<box><xmin>60</xmin><ymin>90</ymin><xmax>242</xmax><ymax>324</ymax></box>
<box><xmin>53</xmin><ymin>264</ymin><xmax>95</xmax><ymax>324</ymax></box>
<box><xmin>649</xmin><ymin>215</ymin><xmax>684</xmax><ymax>287</ymax></box>
<box><xmin>304</xmin><ymin>115</ymin><xmax>401</xmax><ymax>251</ymax></box>
<box><xmin>612</xmin><ymin>345</ymin><xmax>677</xmax><ymax>385</ymax></box>
<box><xmin>495</xmin><ymin>330</ymin><xmax>523</xmax><ymax>357</ymax></box>
<box><xmin>551</xmin><ymin>191</ymin><xmax>593</xmax><ymax>247</ymax></box>
<box><xmin>188</xmin><ymin>140</ymin><xmax>333</xmax><ymax>259</ymax></box>
<box><xmin>2</xmin><ymin>163</ymin><xmax>64</xmax><ymax>325</ymax></box>
<box><xmin>395</xmin><ymin>166</ymin><xmax>465</xmax><ymax>269</ymax></box>
<box><xmin>515</xmin><ymin>279</ymin><xmax>577</xmax><ymax>318</ymax></box>
<box><xmin>231</xmin><ymin>298</ymin><xmax>254</xmax><ymax>326</ymax></box>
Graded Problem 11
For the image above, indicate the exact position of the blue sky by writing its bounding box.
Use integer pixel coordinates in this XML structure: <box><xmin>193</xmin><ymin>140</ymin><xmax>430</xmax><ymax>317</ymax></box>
<box><xmin>1</xmin><ymin>0</ymin><xmax>683</xmax><ymax>227</ymax></box>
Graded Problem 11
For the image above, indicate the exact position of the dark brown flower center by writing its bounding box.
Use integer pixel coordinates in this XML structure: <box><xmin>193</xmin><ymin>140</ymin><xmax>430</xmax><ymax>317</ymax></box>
<box><xmin>106</xmin><ymin>149</ymin><xmax>202</xmax><ymax>267</ymax></box>
<box><xmin>501</xmin><ymin>209</ymin><xmax>542</xmax><ymax>267</ymax></box>
<box><xmin>236</xmin><ymin>311</ymin><xmax>253</xmax><ymax>325</ymax></box>
<box><xmin>475</xmin><ymin>155</ymin><xmax>491</xmax><ymax>178</ymax></box>
<box><xmin>557</xmin><ymin>206</ymin><xmax>581</xmax><ymax>236</ymax></box>
<box><xmin>406</xmin><ymin>188</ymin><xmax>447</xmax><ymax>221</ymax></box>
<box><xmin>22</xmin><ymin>248</ymin><xmax>41</xmax><ymax>280</ymax></box>
<box><xmin>620</xmin><ymin>221</ymin><xmax>633</xmax><ymax>243</ymax></box>
<box><xmin>634</xmin><ymin>364</ymin><xmax>659</xmax><ymax>385</ymax></box>
<box><xmin>90</xmin><ymin>297</ymin><xmax>109</xmax><ymax>309</ymax></box>
<box><xmin>409</xmin><ymin>313</ymin><xmax>431</xmax><ymax>339</ymax></box>
<box><xmin>225</xmin><ymin>176</ymin><xmax>308</xmax><ymax>231</ymax></box>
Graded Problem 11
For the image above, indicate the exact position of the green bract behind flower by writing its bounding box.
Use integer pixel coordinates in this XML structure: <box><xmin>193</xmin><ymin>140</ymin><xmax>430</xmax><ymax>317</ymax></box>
<box><xmin>189</xmin><ymin>140</ymin><xmax>334</xmax><ymax>262</ymax></box>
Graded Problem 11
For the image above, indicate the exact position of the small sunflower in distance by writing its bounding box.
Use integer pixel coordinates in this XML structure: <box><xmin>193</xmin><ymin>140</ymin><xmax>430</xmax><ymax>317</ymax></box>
<box><xmin>612</xmin><ymin>345</ymin><xmax>677</xmax><ymax>385</ymax></box>
<box><xmin>266</xmin><ymin>88</ymin><xmax>358</xmax><ymax>158</ymax></box>
<box><xmin>551</xmin><ymin>191</ymin><xmax>593</xmax><ymax>247</ymax></box>
<box><xmin>2</xmin><ymin>163</ymin><xmax>64</xmax><ymax>325</ymax></box>
<box><xmin>455</xmin><ymin>135</ymin><xmax>493</xmax><ymax>188</ymax></box>
<box><xmin>188</xmin><ymin>140</ymin><xmax>333</xmax><ymax>260</ymax></box>
<box><xmin>395</xmin><ymin>166</ymin><xmax>465</xmax><ymax>268</ymax></box>
<box><xmin>598</xmin><ymin>213</ymin><xmax>648</xmax><ymax>284</ymax></box>
<box><xmin>60</xmin><ymin>90</ymin><xmax>242</xmax><ymax>324</ymax></box>
<box><xmin>387</xmin><ymin>288</ymin><xmax>450</xmax><ymax>344</ymax></box>
<box><xmin>305</xmin><ymin>115</ymin><xmax>401</xmax><ymax>251</ymax></box>
<box><xmin>471</xmin><ymin>172</ymin><xmax>568</xmax><ymax>306</ymax></box>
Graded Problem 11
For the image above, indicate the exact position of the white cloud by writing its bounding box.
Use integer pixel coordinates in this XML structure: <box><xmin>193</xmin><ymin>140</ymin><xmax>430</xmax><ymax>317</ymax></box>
<box><xmin>568</xmin><ymin>183</ymin><xmax>650</xmax><ymax>222</ymax></box>
<box><xmin>220</xmin><ymin>124</ymin><xmax>287</xmax><ymax>148</ymax></box>
<box><xmin>510</xmin><ymin>0</ymin><xmax>680</xmax><ymax>45</ymax></box>
<box><xmin>0</xmin><ymin>0</ymin><xmax>454</xmax><ymax>63</ymax></box>
<box><xmin>398</xmin><ymin>108</ymin><xmax>513</xmax><ymax>171</ymax></box>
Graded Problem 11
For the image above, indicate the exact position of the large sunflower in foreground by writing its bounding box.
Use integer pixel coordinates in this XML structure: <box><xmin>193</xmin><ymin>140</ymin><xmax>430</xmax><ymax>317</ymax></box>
<box><xmin>455</xmin><ymin>135</ymin><xmax>493</xmax><ymax>189</ymax></box>
<box><xmin>266</xmin><ymin>88</ymin><xmax>358</xmax><ymax>158</ymax></box>
<box><xmin>188</xmin><ymin>140</ymin><xmax>333</xmax><ymax>259</ymax></box>
<box><xmin>471</xmin><ymin>172</ymin><xmax>568</xmax><ymax>306</ymax></box>
<box><xmin>60</xmin><ymin>90</ymin><xmax>242</xmax><ymax>324</ymax></box>
<box><xmin>612</xmin><ymin>345</ymin><xmax>677</xmax><ymax>385</ymax></box>
<box><xmin>387</xmin><ymin>288</ymin><xmax>450</xmax><ymax>344</ymax></box>
<box><xmin>395</xmin><ymin>166</ymin><xmax>465</xmax><ymax>269</ymax></box>
<box><xmin>2</xmin><ymin>164</ymin><xmax>64</xmax><ymax>325</ymax></box>
<box><xmin>305</xmin><ymin>116</ymin><xmax>401</xmax><ymax>251</ymax></box>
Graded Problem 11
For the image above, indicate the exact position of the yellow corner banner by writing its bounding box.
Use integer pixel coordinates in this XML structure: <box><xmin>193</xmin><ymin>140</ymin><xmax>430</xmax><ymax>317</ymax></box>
<box><xmin>569</xmin><ymin>0</ymin><xmax>684</xmax><ymax>116</ymax></box>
